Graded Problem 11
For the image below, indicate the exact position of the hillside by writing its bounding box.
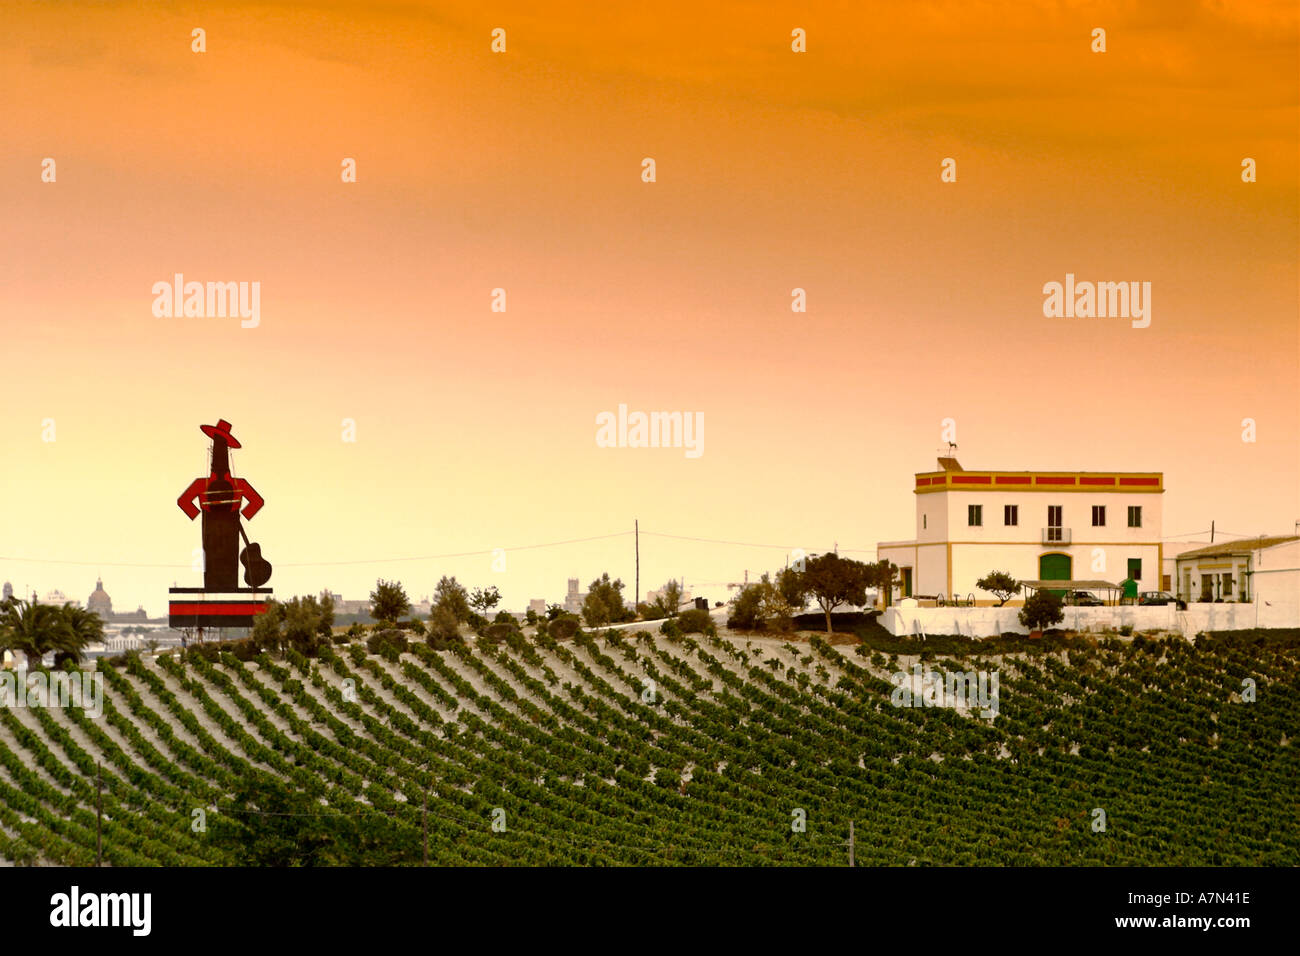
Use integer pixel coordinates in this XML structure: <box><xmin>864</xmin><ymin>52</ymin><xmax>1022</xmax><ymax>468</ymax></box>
<box><xmin>0</xmin><ymin>627</ymin><xmax>1296</xmax><ymax>865</ymax></box>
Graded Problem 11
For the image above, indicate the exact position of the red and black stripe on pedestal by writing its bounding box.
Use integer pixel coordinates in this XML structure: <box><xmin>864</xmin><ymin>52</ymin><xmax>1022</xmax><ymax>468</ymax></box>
<box><xmin>168</xmin><ymin>588</ymin><xmax>272</xmax><ymax>629</ymax></box>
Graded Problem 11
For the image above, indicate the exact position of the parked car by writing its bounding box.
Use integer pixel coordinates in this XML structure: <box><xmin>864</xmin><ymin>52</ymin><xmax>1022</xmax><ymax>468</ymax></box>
<box><xmin>1064</xmin><ymin>590</ymin><xmax>1103</xmax><ymax>606</ymax></box>
<box><xmin>1138</xmin><ymin>591</ymin><xmax>1187</xmax><ymax>610</ymax></box>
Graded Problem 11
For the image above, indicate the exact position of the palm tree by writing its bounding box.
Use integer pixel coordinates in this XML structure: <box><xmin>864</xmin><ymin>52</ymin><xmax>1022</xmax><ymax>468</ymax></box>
<box><xmin>0</xmin><ymin>598</ymin><xmax>61</xmax><ymax>668</ymax></box>
<box><xmin>0</xmin><ymin>600</ymin><xmax>100</xmax><ymax>669</ymax></box>
<box><xmin>57</xmin><ymin>605</ymin><xmax>103</xmax><ymax>666</ymax></box>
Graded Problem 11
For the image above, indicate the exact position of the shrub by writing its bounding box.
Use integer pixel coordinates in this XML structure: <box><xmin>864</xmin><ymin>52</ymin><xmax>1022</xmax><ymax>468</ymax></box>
<box><xmin>1119</xmin><ymin>625</ymin><xmax>1134</xmax><ymax>637</ymax></box>
<box><xmin>551</xmin><ymin>615</ymin><xmax>581</xmax><ymax>641</ymax></box>
<box><xmin>230</xmin><ymin>638</ymin><xmax>260</xmax><ymax>662</ymax></box>
<box><xmin>494</xmin><ymin>610</ymin><xmax>516</xmax><ymax>625</ymax></box>
<box><xmin>484</xmin><ymin>622</ymin><xmax>519</xmax><ymax>643</ymax></box>
<box><xmin>637</xmin><ymin>602</ymin><xmax>665</xmax><ymax>621</ymax></box>
<box><xmin>653</xmin><ymin>767</ymin><xmax>678</xmax><ymax>788</ymax></box>
<box><xmin>348</xmin><ymin>644</ymin><xmax>367</xmax><ymax>667</ymax></box>
<box><xmin>367</xmin><ymin>629</ymin><xmax>408</xmax><ymax>661</ymax></box>
<box><xmin>100</xmin><ymin>650</ymin><xmax>139</xmax><ymax>670</ymax></box>
<box><xmin>660</xmin><ymin>619</ymin><xmax>682</xmax><ymax>639</ymax></box>
<box><xmin>676</xmin><ymin>609</ymin><xmax>712</xmax><ymax>634</ymax></box>
<box><xmin>1019</xmin><ymin>590</ymin><xmax>1064</xmax><ymax>631</ymax></box>
<box><xmin>185</xmin><ymin>643</ymin><xmax>222</xmax><ymax>664</ymax></box>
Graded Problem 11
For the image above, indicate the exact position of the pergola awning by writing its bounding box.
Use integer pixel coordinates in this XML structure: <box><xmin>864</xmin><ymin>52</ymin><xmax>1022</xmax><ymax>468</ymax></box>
<box><xmin>1020</xmin><ymin>579</ymin><xmax>1125</xmax><ymax>603</ymax></box>
<box><xmin>1020</xmin><ymin>579</ymin><xmax>1121</xmax><ymax>592</ymax></box>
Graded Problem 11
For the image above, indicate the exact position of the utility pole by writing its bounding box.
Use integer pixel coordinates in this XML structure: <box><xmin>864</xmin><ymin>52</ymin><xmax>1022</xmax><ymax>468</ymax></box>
<box><xmin>848</xmin><ymin>820</ymin><xmax>855</xmax><ymax>867</ymax></box>
<box><xmin>1210</xmin><ymin>521</ymin><xmax>1215</xmax><ymax>543</ymax></box>
<box><xmin>635</xmin><ymin>519</ymin><xmax>640</xmax><ymax>606</ymax></box>
<box><xmin>96</xmin><ymin>761</ymin><xmax>103</xmax><ymax>867</ymax></box>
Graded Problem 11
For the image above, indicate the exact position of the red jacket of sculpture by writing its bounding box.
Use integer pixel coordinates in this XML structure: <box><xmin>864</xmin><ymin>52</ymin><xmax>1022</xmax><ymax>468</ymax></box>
<box><xmin>176</xmin><ymin>474</ymin><xmax>264</xmax><ymax>520</ymax></box>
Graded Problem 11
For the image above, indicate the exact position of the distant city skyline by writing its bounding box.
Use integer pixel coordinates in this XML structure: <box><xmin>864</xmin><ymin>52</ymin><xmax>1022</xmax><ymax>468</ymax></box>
<box><xmin>3</xmin><ymin>496</ymin><xmax>1289</xmax><ymax>619</ymax></box>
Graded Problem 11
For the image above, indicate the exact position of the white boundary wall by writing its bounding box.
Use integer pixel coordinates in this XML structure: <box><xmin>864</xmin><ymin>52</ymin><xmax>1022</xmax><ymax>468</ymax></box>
<box><xmin>881</xmin><ymin>600</ymin><xmax>1300</xmax><ymax>639</ymax></box>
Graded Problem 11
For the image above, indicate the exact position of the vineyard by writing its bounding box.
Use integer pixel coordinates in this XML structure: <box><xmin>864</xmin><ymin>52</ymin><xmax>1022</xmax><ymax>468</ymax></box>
<box><xmin>0</xmin><ymin>626</ymin><xmax>1296</xmax><ymax>865</ymax></box>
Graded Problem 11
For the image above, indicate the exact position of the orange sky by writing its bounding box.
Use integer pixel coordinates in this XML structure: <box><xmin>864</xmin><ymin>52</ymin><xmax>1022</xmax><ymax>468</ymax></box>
<box><xmin>1</xmin><ymin>0</ymin><xmax>1296</xmax><ymax>615</ymax></box>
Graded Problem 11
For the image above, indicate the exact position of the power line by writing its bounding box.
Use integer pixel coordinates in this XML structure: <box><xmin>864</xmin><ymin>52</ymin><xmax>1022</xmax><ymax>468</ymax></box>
<box><xmin>639</xmin><ymin>531</ymin><xmax>876</xmax><ymax>554</ymax></box>
<box><xmin>0</xmin><ymin>529</ymin><xmax>881</xmax><ymax>570</ymax></box>
<box><xmin>0</xmin><ymin>532</ymin><xmax>634</xmax><ymax>571</ymax></box>
<box><xmin>278</xmin><ymin>532</ymin><xmax>634</xmax><ymax>567</ymax></box>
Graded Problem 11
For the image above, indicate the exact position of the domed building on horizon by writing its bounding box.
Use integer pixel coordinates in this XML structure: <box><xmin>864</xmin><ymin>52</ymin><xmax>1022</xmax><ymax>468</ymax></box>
<box><xmin>87</xmin><ymin>577</ymin><xmax>113</xmax><ymax>619</ymax></box>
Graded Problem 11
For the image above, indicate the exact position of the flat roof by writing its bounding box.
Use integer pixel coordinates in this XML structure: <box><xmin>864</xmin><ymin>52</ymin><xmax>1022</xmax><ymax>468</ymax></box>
<box><xmin>915</xmin><ymin>470</ymin><xmax>1163</xmax><ymax>494</ymax></box>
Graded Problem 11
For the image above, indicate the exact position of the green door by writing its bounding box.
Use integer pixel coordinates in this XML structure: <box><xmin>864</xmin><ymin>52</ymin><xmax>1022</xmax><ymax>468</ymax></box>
<box><xmin>1039</xmin><ymin>553</ymin><xmax>1072</xmax><ymax>598</ymax></box>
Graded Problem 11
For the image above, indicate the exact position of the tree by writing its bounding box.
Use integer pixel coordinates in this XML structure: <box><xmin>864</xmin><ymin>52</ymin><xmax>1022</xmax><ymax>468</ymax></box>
<box><xmin>369</xmin><ymin>579</ymin><xmax>410</xmax><ymax>626</ymax></box>
<box><xmin>469</xmin><ymin>586</ymin><xmax>502</xmax><ymax>617</ymax></box>
<box><xmin>0</xmin><ymin>600</ymin><xmax>97</xmax><ymax>669</ymax></box>
<box><xmin>251</xmin><ymin>594</ymin><xmax>335</xmax><ymax>657</ymax></box>
<box><xmin>977</xmin><ymin>570</ymin><xmax>1022</xmax><ymax>607</ymax></box>
<box><xmin>800</xmin><ymin>553</ymin><xmax>872</xmax><ymax>634</ymax></box>
<box><xmin>867</xmin><ymin>560</ymin><xmax>900</xmax><ymax>606</ymax></box>
<box><xmin>728</xmin><ymin>583</ymin><xmax>765</xmax><ymax>630</ymax></box>
<box><xmin>57</xmin><ymin>605</ymin><xmax>103</xmax><ymax>665</ymax></box>
<box><xmin>726</xmin><ymin>574</ymin><xmax>793</xmax><ymax>631</ymax></box>
<box><xmin>1019</xmin><ymin>590</ymin><xmax>1064</xmax><ymax>631</ymax></box>
<box><xmin>545</xmin><ymin>603</ymin><xmax>564</xmax><ymax>621</ymax></box>
<box><xmin>582</xmin><ymin>573</ymin><xmax>631</xmax><ymax>627</ymax></box>
<box><xmin>433</xmin><ymin>576</ymin><xmax>470</xmax><ymax>623</ymax></box>
<box><xmin>776</xmin><ymin>567</ymin><xmax>806</xmax><ymax>610</ymax></box>
<box><xmin>655</xmin><ymin>579</ymin><xmax>683</xmax><ymax>618</ymax></box>
<box><xmin>427</xmin><ymin>606</ymin><xmax>462</xmax><ymax>648</ymax></box>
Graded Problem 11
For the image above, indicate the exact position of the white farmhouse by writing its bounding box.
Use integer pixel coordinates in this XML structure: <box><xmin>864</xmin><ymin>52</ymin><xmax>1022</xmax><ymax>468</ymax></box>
<box><xmin>877</xmin><ymin>457</ymin><xmax>1164</xmax><ymax>605</ymax></box>
<box><xmin>1173</xmin><ymin>535</ymin><xmax>1299</xmax><ymax>606</ymax></box>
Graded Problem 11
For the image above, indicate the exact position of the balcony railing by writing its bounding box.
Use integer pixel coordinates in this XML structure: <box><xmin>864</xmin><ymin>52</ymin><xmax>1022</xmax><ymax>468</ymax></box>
<box><xmin>1042</xmin><ymin>526</ymin><xmax>1071</xmax><ymax>544</ymax></box>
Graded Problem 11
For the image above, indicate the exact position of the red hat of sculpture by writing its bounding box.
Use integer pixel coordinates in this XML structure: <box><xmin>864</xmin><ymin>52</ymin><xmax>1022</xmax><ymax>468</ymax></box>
<box><xmin>200</xmin><ymin>419</ymin><xmax>241</xmax><ymax>448</ymax></box>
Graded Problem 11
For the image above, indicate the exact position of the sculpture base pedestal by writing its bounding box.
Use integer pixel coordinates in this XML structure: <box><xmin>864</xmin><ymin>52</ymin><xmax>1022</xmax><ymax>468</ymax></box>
<box><xmin>168</xmin><ymin>587</ymin><xmax>272</xmax><ymax>629</ymax></box>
